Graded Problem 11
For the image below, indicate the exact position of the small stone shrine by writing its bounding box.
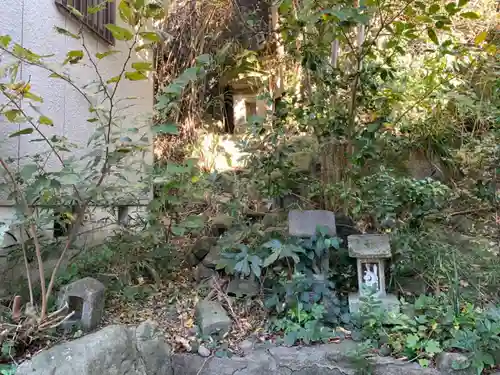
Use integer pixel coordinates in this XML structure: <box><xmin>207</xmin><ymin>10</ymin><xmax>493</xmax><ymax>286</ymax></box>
<box><xmin>57</xmin><ymin>277</ymin><xmax>106</xmax><ymax>331</ymax></box>
<box><xmin>347</xmin><ymin>234</ymin><xmax>399</xmax><ymax>313</ymax></box>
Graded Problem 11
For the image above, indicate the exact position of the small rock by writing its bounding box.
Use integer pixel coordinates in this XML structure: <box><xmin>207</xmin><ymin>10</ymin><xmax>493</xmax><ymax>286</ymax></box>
<box><xmin>190</xmin><ymin>237</ymin><xmax>218</xmax><ymax>263</ymax></box>
<box><xmin>193</xmin><ymin>264</ymin><xmax>216</xmax><ymax>283</ymax></box>
<box><xmin>202</xmin><ymin>246</ymin><xmax>223</xmax><ymax>269</ymax></box>
<box><xmin>195</xmin><ymin>300</ymin><xmax>231</xmax><ymax>338</ymax></box>
<box><xmin>227</xmin><ymin>278</ymin><xmax>259</xmax><ymax>297</ymax></box>
<box><xmin>436</xmin><ymin>352</ymin><xmax>473</xmax><ymax>375</ymax></box>
<box><xmin>239</xmin><ymin>339</ymin><xmax>254</xmax><ymax>355</ymax></box>
<box><xmin>210</xmin><ymin>215</ymin><xmax>234</xmax><ymax>237</ymax></box>
<box><xmin>198</xmin><ymin>344</ymin><xmax>211</xmax><ymax>357</ymax></box>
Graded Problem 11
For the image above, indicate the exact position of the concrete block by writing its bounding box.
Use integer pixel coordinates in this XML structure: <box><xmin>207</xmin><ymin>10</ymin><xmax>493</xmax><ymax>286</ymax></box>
<box><xmin>195</xmin><ymin>300</ymin><xmax>231</xmax><ymax>338</ymax></box>
<box><xmin>58</xmin><ymin>277</ymin><xmax>105</xmax><ymax>331</ymax></box>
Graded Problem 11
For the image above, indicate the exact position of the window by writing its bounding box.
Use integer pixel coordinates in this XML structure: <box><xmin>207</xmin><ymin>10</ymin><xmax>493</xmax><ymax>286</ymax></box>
<box><xmin>55</xmin><ymin>0</ymin><xmax>116</xmax><ymax>45</ymax></box>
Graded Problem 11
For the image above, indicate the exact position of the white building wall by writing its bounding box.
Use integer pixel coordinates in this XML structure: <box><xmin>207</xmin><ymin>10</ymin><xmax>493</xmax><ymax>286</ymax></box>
<box><xmin>0</xmin><ymin>0</ymin><xmax>154</xmax><ymax>247</ymax></box>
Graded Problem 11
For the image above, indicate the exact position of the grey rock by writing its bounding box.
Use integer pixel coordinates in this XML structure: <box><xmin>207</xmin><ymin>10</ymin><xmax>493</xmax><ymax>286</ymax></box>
<box><xmin>57</xmin><ymin>277</ymin><xmax>105</xmax><ymax>331</ymax></box>
<box><xmin>193</xmin><ymin>264</ymin><xmax>216</xmax><ymax>283</ymax></box>
<box><xmin>436</xmin><ymin>352</ymin><xmax>473</xmax><ymax>375</ymax></box>
<box><xmin>347</xmin><ymin>234</ymin><xmax>391</xmax><ymax>259</ymax></box>
<box><xmin>198</xmin><ymin>345</ymin><xmax>211</xmax><ymax>357</ymax></box>
<box><xmin>227</xmin><ymin>278</ymin><xmax>259</xmax><ymax>297</ymax></box>
<box><xmin>191</xmin><ymin>237</ymin><xmax>218</xmax><ymax>263</ymax></box>
<box><xmin>135</xmin><ymin>320</ymin><xmax>172</xmax><ymax>375</ymax></box>
<box><xmin>288</xmin><ymin>210</ymin><xmax>337</xmax><ymax>237</ymax></box>
<box><xmin>195</xmin><ymin>300</ymin><xmax>231</xmax><ymax>338</ymax></box>
<box><xmin>16</xmin><ymin>325</ymin><xmax>146</xmax><ymax>375</ymax></box>
<box><xmin>239</xmin><ymin>339</ymin><xmax>254</xmax><ymax>355</ymax></box>
<box><xmin>202</xmin><ymin>246</ymin><xmax>223</xmax><ymax>269</ymax></box>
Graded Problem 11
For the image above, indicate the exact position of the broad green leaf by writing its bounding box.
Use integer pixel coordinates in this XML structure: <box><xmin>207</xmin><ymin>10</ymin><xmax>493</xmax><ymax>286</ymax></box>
<box><xmin>9</xmin><ymin>128</ymin><xmax>33</xmax><ymax>137</ymax></box>
<box><xmin>139</xmin><ymin>31</ymin><xmax>160</xmax><ymax>42</ymax></box>
<box><xmin>13</xmin><ymin>44</ymin><xmax>40</xmax><ymax>62</ymax></box>
<box><xmin>0</xmin><ymin>35</ymin><xmax>12</xmax><ymax>47</ymax></box>
<box><xmin>39</xmin><ymin>115</ymin><xmax>53</xmax><ymax>125</ymax></box>
<box><xmin>406</xmin><ymin>334</ymin><xmax>419</xmax><ymax>349</ymax></box>
<box><xmin>144</xmin><ymin>2</ymin><xmax>165</xmax><ymax>20</ymax></box>
<box><xmin>418</xmin><ymin>359</ymin><xmax>430</xmax><ymax>368</ymax></box>
<box><xmin>118</xmin><ymin>0</ymin><xmax>138</xmax><ymax>25</ymax></box>
<box><xmin>263</xmin><ymin>250</ymin><xmax>280</xmax><ymax>267</ymax></box>
<box><xmin>474</xmin><ymin>31</ymin><xmax>488</xmax><ymax>45</ymax></box>
<box><xmin>125</xmin><ymin>71</ymin><xmax>148</xmax><ymax>81</ymax></box>
<box><xmin>20</xmin><ymin>164</ymin><xmax>38</xmax><ymax>180</ymax></box>
<box><xmin>105</xmin><ymin>24</ymin><xmax>134</xmax><ymax>41</ymax></box>
<box><xmin>53</xmin><ymin>26</ymin><xmax>80</xmax><ymax>39</ymax></box>
<box><xmin>428</xmin><ymin>4</ymin><xmax>440</xmax><ymax>14</ymax></box>
<box><xmin>171</xmin><ymin>226</ymin><xmax>186</xmax><ymax>236</ymax></box>
<box><xmin>460</xmin><ymin>12</ymin><xmax>480</xmax><ymax>19</ymax></box>
<box><xmin>4</xmin><ymin>109</ymin><xmax>21</xmax><ymax>122</ymax></box>
<box><xmin>284</xmin><ymin>331</ymin><xmax>298</xmax><ymax>346</ymax></box>
<box><xmin>107</xmin><ymin>75</ymin><xmax>121</xmax><ymax>84</ymax></box>
<box><xmin>96</xmin><ymin>50</ymin><xmax>120</xmax><ymax>59</ymax></box>
<box><xmin>458</xmin><ymin>0</ymin><xmax>469</xmax><ymax>7</ymax></box>
<box><xmin>427</xmin><ymin>28</ymin><xmax>439</xmax><ymax>45</ymax></box>
<box><xmin>152</xmin><ymin>123</ymin><xmax>179</xmax><ymax>135</ymax></box>
<box><xmin>424</xmin><ymin>339</ymin><xmax>442</xmax><ymax>354</ymax></box>
<box><xmin>63</xmin><ymin>50</ymin><xmax>84</xmax><ymax>65</ymax></box>
<box><xmin>131</xmin><ymin>62</ymin><xmax>153</xmax><ymax>71</ymax></box>
<box><xmin>444</xmin><ymin>2</ymin><xmax>458</xmax><ymax>14</ymax></box>
<box><xmin>59</xmin><ymin>173</ymin><xmax>79</xmax><ymax>185</ymax></box>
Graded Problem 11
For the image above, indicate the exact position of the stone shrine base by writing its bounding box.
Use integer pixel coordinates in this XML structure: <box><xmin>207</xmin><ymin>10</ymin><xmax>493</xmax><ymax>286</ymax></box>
<box><xmin>348</xmin><ymin>293</ymin><xmax>400</xmax><ymax>314</ymax></box>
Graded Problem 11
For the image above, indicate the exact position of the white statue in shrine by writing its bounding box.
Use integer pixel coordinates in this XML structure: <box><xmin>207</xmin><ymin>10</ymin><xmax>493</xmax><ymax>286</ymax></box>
<box><xmin>362</xmin><ymin>263</ymin><xmax>379</xmax><ymax>290</ymax></box>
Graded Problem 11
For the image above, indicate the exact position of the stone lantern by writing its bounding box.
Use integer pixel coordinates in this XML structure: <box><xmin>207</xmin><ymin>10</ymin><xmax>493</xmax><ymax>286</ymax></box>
<box><xmin>347</xmin><ymin>234</ymin><xmax>399</xmax><ymax>313</ymax></box>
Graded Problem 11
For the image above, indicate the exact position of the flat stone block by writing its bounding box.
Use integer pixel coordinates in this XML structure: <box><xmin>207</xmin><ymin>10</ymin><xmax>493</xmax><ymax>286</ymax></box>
<box><xmin>288</xmin><ymin>210</ymin><xmax>336</xmax><ymax>237</ymax></box>
<box><xmin>349</xmin><ymin>293</ymin><xmax>400</xmax><ymax>314</ymax></box>
<box><xmin>348</xmin><ymin>234</ymin><xmax>391</xmax><ymax>258</ymax></box>
<box><xmin>195</xmin><ymin>300</ymin><xmax>231</xmax><ymax>338</ymax></box>
<box><xmin>58</xmin><ymin>277</ymin><xmax>105</xmax><ymax>332</ymax></box>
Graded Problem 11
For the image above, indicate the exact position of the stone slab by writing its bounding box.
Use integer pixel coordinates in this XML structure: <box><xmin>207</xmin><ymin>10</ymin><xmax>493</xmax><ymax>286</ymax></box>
<box><xmin>348</xmin><ymin>293</ymin><xmax>400</xmax><ymax>314</ymax></box>
<box><xmin>288</xmin><ymin>210</ymin><xmax>336</xmax><ymax>237</ymax></box>
<box><xmin>348</xmin><ymin>234</ymin><xmax>391</xmax><ymax>259</ymax></box>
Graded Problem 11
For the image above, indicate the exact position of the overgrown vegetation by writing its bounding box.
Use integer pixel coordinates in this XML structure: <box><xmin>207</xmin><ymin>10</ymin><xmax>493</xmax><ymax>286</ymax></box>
<box><xmin>0</xmin><ymin>0</ymin><xmax>498</xmax><ymax>373</ymax></box>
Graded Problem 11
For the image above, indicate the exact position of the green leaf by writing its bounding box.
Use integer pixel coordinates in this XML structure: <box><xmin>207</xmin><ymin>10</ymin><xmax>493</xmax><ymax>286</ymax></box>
<box><xmin>118</xmin><ymin>0</ymin><xmax>138</xmax><ymax>25</ymax></box>
<box><xmin>284</xmin><ymin>331</ymin><xmax>298</xmax><ymax>346</ymax></box>
<box><xmin>4</xmin><ymin>109</ymin><xmax>21</xmax><ymax>122</ymax></box>
<box><xmin>0</xmin><ymin>35</ymin><xmax>12</xmax><ymax>47</ymax></box>
<box><xmin>67</xmin><ymin>5</ymin><xmax>83</xmax><ymax>17</ymax></box>
<box><xmin>171</xmin><ymin>226</ymin><xmax>186</xmax><ymax>236</ymax></box>
<box><xmin>418</xmin><ymin>359</ymin><xmax>430</xmax><ymax>368</ymax></box>
<box><xmin>196</xmin><ymin>54</ymin><xmax>211</xmax><ymax>65</ymax></box>
<box><xmin>88</xmin><ymin>2</ymin><xmax>108</xmax><ymax>14</ymax></box>
<box><xmin>63</xmin><ymin>50</ymin><xmax>84</xmax><ymax>65</ymax></box>
<box><xmin>152</xmin><ymin>123</ymin><xmax>179</xmax><ymax>135</ymax></box>
<box><xmin>263</xmin><ymin>250</ymin><xmax>280</xmax><ymax>267</ymax></box>
<box><xmin>59</xmin><ymin>173</ymin><xmax>79</xmax><ymax>185</ymax></box>
<box><xmin>427</xmin><ymin>28</ymin><xmax>439</xmax><ymax>45</ymax></box>
<box><xmin>96</xmin><ymin>50</ymin><xmax>120</xmax><ymax>59</ymax></box>
<box><xmin>139</xmin><ymin>31</ymin><xmax>160</xmax><ymax>42</ymax></box>
<box><xmin>9</xmin><ymin>128</ymin><xmax>33</xmax><ymax>137</ymax></box>
<box><xmin>105</xmin><ymin>24</ymin><xmax>134</xmax><ymax>41</ymax></box>
<box><xmin>135</xmin><ymin>0</ymin><xmax>146</xmax><ymax>8</ymax></box>
<box><xmin>131</xmin><ymin>62</ymin><xmax>153</xmax><ymax>71</ymax></box>
<box><xmin>460</xmin><ymin>12</ymin><xmax>480</xmax><ymax>19</ymax></box>
<box><xmin>424</xmin><ymin>339</ymin><xmax>442</xmax><ymax>354</ymax></box>
<box><xmin>53</xmin><ymin>26</ymin><xmax>80</xmax><ymax>39</ymax></box>
<box><xmin>107</xmin><ymin>75</ymin><xmax>121</xmax><ymax>84</ymax></box>
<box><xmin>125</xmin><ymin>71</ymin><xmax>148</xmax><ymax>81</ymax></box>
<box><xmin>457</xmin><ymin>0</ymin><xmax>469</xmax><ymax>6</ymax></box>
<box><xmin>406</xmin><ymin>334</ymin><xmax>419</xmax><ymax>349</ymax></box>
<box><xmin>39</xmin><ymin>115</ymin><xmax>53</xmax><ymax>125</ymax></box>
<box><xmin>474</xmin><ymin>31</ymin><xmax>488</xmax><ymax>45</ymax></box>
<box><xmin>20</xmin><ymin>164</ymin><xmax>38</xmax><ymax>180</ymax></box>
<box><xmin>23</xmin><ymin>91</ymin><xmax>43</xmax><ymax>102</ymax></box>
<box><xmin>428</xmin><ymin>4</ymin><xmax>440</xmax><ymax>14</ymax></box>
